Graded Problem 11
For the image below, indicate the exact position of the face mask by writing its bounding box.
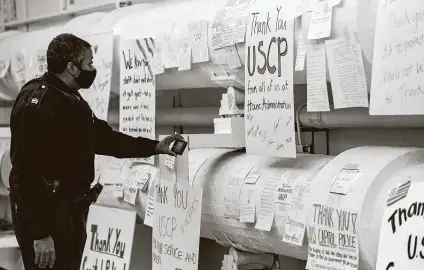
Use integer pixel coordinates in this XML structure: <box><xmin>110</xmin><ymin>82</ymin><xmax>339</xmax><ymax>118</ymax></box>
<box><xmin>73</xmin><ymin>64</ymin><xmax>97</xmax><ymax>89</ymax></box>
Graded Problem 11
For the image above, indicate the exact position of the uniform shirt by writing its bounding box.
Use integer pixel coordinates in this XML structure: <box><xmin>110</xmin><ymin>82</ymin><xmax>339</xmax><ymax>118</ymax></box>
<box><xmin>9</xmin><ymin>72</ymin><xmax>159</xmax><ymax>239</ymax></box>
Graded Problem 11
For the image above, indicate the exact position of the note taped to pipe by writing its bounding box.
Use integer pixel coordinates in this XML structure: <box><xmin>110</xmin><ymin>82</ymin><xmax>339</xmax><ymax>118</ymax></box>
<box><xmin>307</xmin><ymin>204</ymin><xmax>359</xmax><ymax>269</ymax></box>
<box><xmin>119</xmin><ymin>38</ymin><xmax>156</xmax><ymax>164</ymax></box>
<box><xmin>152</xmin><ymin>181</ymin><xmax>203</xmax><ymax>270</ymax></box>
<box><xmin>245</xmin><ymin>3</ymin><xmax>296</xmax><ymax>158</ymax></box>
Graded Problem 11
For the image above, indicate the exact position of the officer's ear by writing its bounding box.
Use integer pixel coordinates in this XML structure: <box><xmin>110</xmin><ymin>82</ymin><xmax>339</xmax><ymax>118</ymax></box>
<box><xmin>66</xmin><ymin>62</ymin><xmax>79</xmax><ymax>76</ymax></box>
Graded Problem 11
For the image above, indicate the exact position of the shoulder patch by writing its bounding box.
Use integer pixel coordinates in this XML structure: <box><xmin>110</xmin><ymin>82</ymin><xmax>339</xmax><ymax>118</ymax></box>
<box><xmin>26</xmin><ymin>83</ymin><xmax>49</xmax><ymax>109</ymax></box>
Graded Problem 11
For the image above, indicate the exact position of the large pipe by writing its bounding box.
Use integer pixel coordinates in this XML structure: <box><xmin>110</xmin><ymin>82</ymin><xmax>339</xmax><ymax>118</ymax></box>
<box><xmin>298</xmin><ymin>105</ymin><xmax>424</xmax><ymax>129</ymax></box>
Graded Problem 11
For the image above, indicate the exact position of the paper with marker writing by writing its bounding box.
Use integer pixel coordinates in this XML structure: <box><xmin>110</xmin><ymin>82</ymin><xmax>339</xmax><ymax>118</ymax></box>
<box><xmin>188</xmin><ymin>20</ymin><xmax>209</xmax><ymax>63</ymax></box>
<box><xmin>188</xmin><ymin>157</ymin><xmax>208</xmax><ymax>187</ymax></box>
<box><xmin>307</xmin><ymin>42</ymin><xmax>330</xmax><ymax>112</ymax></box>
<box><xmin>326</xmin><ymin>39</ymin><xmax>369</xmax><ymax>109</ymax></box>
<box><xmin>119</xmin><ymin>38</ymin><xmax>156</xmax><ymax>165</ymax></box>
<box><xmin>213</xmin><ymin>45</ymin><xmax>242</xmax><ymax>69</ymax></box>
<box><xmin>34</xmin><ymin>49</ymin><xmax>47</xmax><ymax>78</ymax></box>
<box><xmin>306</xmin><ymin>204</ymin><xmax>359</xmax><ymax>270</ymax></box>
<box><xmin>150</xmin><ymin>38</ymin><xmax>165</xmax><ymax>75</ymax></box>
<box><xmin>244</xmin><ymin>167</ymin><xmax>261</xmax><ymax>184</ymax></box>
<box><xmin>80</xmin><ymin>32</ymin><xmax>113</xmax><ymax>121</ymax></box>
<box><xmin>245</xmin><ymin>3</ymin><xmax>296</xmax><ymax>158</ymax></box>
<box><xmin>307</xmin><ymin>7</ymin><xmax>333</xmax><ymax>40</ymax></box>
<box><xmin>165</xmin><ymin>155</ymin><xmax>176</xmax><ymax>170</ymax></box>
<box><xmin>13</xmin><ymin>52</ymin><xmax>26</xmax><ymax>87</ymax></box>
<box><xmin>369</xmin><ymin>0</ymin><xmax>424</xmax><ymax>115</ymax></box>
<box><xmin>255</xmin><ymin>176</ymin><xmax>279</xmax><ymax>231</ymax></box>
<box><xmin>82</xmin><ymin>205</ymin><xmax>136</xmax><ymax>270</ymax></box>
<box><xmin>123</xmin><ymin>186</ymin><xmax>138</xmax><ymax>205</ymax></box>
<box><xmin>375</xmin><ymin>182</ymin><xmax>424</xmax><ymax>270</ymax></box>
<box><xmin>152</xmin><ymin>181</ymin><xmax>203</xmax><ymax>270</ymax></box>
<box><xmin>101</xmin><ymin>157</ymin><xmax>128</xmax><ymax>185</ymax></box>
<box><xmin>239</xmin><ymin>186</ymin><xmax>255</xmax><ymax>223</ymax></box>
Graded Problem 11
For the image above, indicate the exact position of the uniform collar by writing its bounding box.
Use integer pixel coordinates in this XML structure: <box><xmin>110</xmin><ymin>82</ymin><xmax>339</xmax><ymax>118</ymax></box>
<box><xmin>42</xmin><ymin>72</ymin><xmax>79</xmax><ymax>94</ymax></box>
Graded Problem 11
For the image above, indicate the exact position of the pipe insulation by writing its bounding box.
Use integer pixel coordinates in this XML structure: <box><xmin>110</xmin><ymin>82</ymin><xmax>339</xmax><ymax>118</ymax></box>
<box><xmin>93</xmin><ymin>146</ymin><xmax>424</xmax><ymax>269</ymax></box>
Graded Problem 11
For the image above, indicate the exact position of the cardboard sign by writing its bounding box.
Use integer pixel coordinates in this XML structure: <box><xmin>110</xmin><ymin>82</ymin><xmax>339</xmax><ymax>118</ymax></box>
<box><xmin>80</xmin><ymin>205</ymin><xmax>136</xmax><ymax>270</ymax></box>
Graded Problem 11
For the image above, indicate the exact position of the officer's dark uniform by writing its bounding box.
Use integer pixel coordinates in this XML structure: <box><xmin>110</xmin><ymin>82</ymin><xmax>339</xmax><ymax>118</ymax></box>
<box><xmin>9</xmin><ymin>72</ymin><xmax>159</xmax><ymax>270</ymax></box>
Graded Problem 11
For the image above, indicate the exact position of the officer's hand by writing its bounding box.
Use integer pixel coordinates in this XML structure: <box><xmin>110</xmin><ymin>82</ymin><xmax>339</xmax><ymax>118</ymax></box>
<box><xmin>34</xmin><ymin>236</ymin><xmax>55</xmax><ymax>268</ymax></box>
<box><xmin>155</xmin><ymin>134</ymin><xmax>185</xmax><ymax>156</ymax></box>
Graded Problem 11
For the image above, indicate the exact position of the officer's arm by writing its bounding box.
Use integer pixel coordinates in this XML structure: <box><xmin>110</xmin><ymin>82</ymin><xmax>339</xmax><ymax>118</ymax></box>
<box><xmin>93</xmin><ymin>116</ymin><xmax>159</xmax><ymax>158</ymax></box>
<box><xmin>13</xmin><ymin>93</ymin><xmax>56</xmax><ymax>240</ymax></box>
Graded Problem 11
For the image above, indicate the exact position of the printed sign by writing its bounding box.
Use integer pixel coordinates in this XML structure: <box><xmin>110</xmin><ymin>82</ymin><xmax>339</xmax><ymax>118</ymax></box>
<box><xmin>376</xmin><ymin>181</ymin><xmax>424</xmax><ymax>270</ymax></box>
<box><xmin>245</xmin><ymin>3</ymin><xmax>296</xmax><ymax>158</ymax></box>
<box><xmin>80</xmin><ymin>205</ymin><xmax>136</xmax><ymax>270</ymax></box>
<box><xmin>307</xmin><ymin>204</ymin><xmax>359</xmax><ymax>270</ymax></box>
<box><xmin>152</xmin><ymin>180</ymin><xmax>203</xmax><ymax>270</ymax></box>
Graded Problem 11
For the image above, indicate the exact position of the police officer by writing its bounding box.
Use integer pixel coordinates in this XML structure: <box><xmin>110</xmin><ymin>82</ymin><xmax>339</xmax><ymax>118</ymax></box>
<box><xmin>9</xmin><ymin>33</ymin><xmax>182</xmax><ymax>270</ymax></box>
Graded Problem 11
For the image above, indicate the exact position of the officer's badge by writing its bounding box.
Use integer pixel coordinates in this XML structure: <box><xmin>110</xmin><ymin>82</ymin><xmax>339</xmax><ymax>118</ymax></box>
<box><xmin>31</xmin><ymin>98</ymin><xmax>38</xmax><ymax>104</ymax></box>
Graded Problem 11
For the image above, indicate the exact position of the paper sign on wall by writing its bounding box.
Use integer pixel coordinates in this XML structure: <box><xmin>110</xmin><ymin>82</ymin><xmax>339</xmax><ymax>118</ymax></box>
<box><xmin>152</xmin><ymin>180</ymin><xmax>203</xmax><ymax>270</ymax></box>
<box><xmin>245</xmin><ymin>4</ymin><xmax>296</xmax><ymax>158</ymax></box>
<box><xmin>80</xmin><ymin>205</ymin><xmax>136</xmax><ymax>270</ymax></box>
<box><xmin>375</xmin><ymin>181</ymin><xmax>424</xmax><ymax>270</ymax></box>
<box><xmin>80</xmin><ymin>32</ymin><xmax>113</xmax><ymax>121</ymax></box>
<box><xmin>307</xmin><ymin>204</ymin><xmax>359</xmax><ymax>269</ymax></box>
<box><xmin>119</xmin><ymin>38</ymin><xmax>156</xmax><ymax>164</ymax></box>
<box><xmin>370</xmin><ymin>0</ymin><xmax>424</xmax><ymax>115</ymax></box>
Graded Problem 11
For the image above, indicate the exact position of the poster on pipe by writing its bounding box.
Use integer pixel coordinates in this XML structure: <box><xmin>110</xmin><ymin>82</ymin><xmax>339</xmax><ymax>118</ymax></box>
<box><xmin>244</xmin><ymin>1</ymin><xmax>296</xmax><ymax>158</ymax></box>
<box><xmin>81</xmin><ymin>32</ymin><xmax>113</xmax><ymax>121</ymax></box>
<box><xmin>80</xmin><ymin>205</ymin><xmax>136</xmax><ymax>270</ymax></box>
<box><xmin>370</xmin><ymin>0</ymin><xmax>424</xmax><ymax>115</ymax></box>
<box><xmin>119</xmin><ymin>38</ymin><xmax>156</xmax><ymax>164</ymax></box>
<box><xmin>152</xmin><ymin>180</ymin><xmax>203</xmax><ymax>270</ymax></box>
<box><xmin>376</xmin><ymin>181</ymin><xmax>424</xmax><ymax>270</ymax></box>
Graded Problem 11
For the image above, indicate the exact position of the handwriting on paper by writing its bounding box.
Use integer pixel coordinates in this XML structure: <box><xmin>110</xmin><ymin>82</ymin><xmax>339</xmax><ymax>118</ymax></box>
<box><xmin>245</xmin><ymin>5</ymin><xmax>296</xmax><ymax>158</ymax></box>
<box><xmin>80</xmin><ymin>32</ymin><xmax>113</xmax><ymax>120</ymax></box>
<box><xmin>152</xmin><ymin>181</ymin><xmax>203</xmax><ymax>270</ymax></box>
<box><xmin>370</xmin><ymin>0</ymin><xmax>424</xmax><ymax>115</ymax></box>
<box><xmin>326</xmin><ymin>39</ymin><xmax>368</xmax><ymax>109</ymax></box>
<box><xmin>307</xmin><ymin>42</ymin><xmax>330</xmax><ymax>112</ymax></box>
<box><xmin>119</xmin><ymin>38</ymin><xmax>156</xmax><ymax>164</ymax></box>
<box><xmin>307</xmin><ymin>204</ymin><xmax>359</xmax><ymax>270</ymax></box>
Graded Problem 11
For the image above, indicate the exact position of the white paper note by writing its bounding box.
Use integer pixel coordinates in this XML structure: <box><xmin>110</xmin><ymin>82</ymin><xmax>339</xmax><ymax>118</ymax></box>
<box><xmin>223</xmin><ymin>165</ymin><xmax>253</xmax><ymax>219</ymax></box>
<box><xmin>188</xmin><ymin>20</ymin><xmax>210</xmax><ymax>63</ymax></box>
<box><xmin>307</xmin><ymin>204</ymin><xmax>359</xmax><ymax>270</ymax></box>
<box><xmin>123</xmin><ymin>186</ymin><xmax>138</xmax><ymax>205</ymax></box>
<box><xmin>295</xmin><ymin>33</ymin><xmax>306</xmax><ymax>71</ymax></box>
<box><xmin>244</xmin><ymin>167</ymin><xmax>261</xmax><ymax>184</ymax></box>
<box><xmin>80</xmin><ymin>32</ymin><xmax>113</xmax><ymax>120</ymax></box>
<box><xmin>227</xmin><ymin>45</ymin><xmax>242</xmax><ymax>69</ymax></box>
<box><xmin>178</xmin><ymin>46</ymin><xmax>192</xmax><ymax>71</ymax></box>
<box><xmin>330</xmin><ymin>168</ymin><xmax>359</xmax><ymax>195</ymax></box>
<box><xmin>119</xmin><ymin>38</ymin><xmax>156</xmax><ymax>164</ymax></box>
<box><xmin>150</xmin><ymin>38</ymin><xmax>165</xmax><ymax>75</ymax></box>
<box><xmin>307</xmin><ymin>7</ymin><xmax>333</xmax><ymax>40</ymax></box>
<box><xmin>370</xmin><ymin>0</ymin><xmax>424</xmax><ymax>115</ymax></box>
<box><xmin>307</xmin><ymin>42</ymin><xmax>330</xmax><ymax>112</ymax></box>
<box><xmin>239</xmin><ymin>186</ymin><xmax>256</xmax><ymax>223</ymax></box>
<box><xmin>162</xmin><ymin>25</ymin><xmax>181</xmax><ymax>68</ymax></box>
<box><xmin>326</xmin><ymin>39</ymin><xmax>369</xmax><ymax>109</ymax></box>
<box><xmin>165</xmin><ymin>155</ymin><xmax>176</xmax><ymax>170</ymax></box>
<box><xmin>255</xmin><ymin>176</ymin><xmax>279</xmax><ymax>231</ymax></box>
<box><xmin>113</xmin><ymin>182</ymin><xmax>124</xmax><ymax>198</ymax></box>
<box><xmin>144</xmin><ymin>177</ymin><xmax>157</xmax><ymax>227</ymax></box>
<box><xmin>245</xmin><ymin>4</ymin><xmax>296</xmax><ymax>158</ymax></box>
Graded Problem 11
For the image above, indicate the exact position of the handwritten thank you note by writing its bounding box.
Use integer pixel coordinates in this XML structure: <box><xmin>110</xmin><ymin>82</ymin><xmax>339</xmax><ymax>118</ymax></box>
<box><xmin>120</xmin><ymin>38</ymin><xmax>156</xmax><ymax>164</ymax></box>
<box><xmin>245</xmin><ymin>5</ymin><xmax>296</xmax><ymax>158</ymax></box>
<box><xmin>376</xmin><ymin>182</ymin><xmax>424</xmax><ymax>270</ymax></box>
<box><xmin>152</xmin><ymin>181</ymin><xmax>203</xmax><ymax>270</ymax></box>
<box><xmin>80</xmin><ymin>205</ymin><xmax>136</xmax><ymax>270</ymax></box>
<box><xmin>81</xmin><ymin>32</ymin><xmax>113</xmax><ymax>121</ymax></box>
<box><xmin>370</xmin><ymin>1</ymin><xmax>424</xmax><ymax>115</ymax></box>
<box><xmin>307</xmin><ymin>204</ymin><xmax>359</xmax><ymax>270</ymax></box>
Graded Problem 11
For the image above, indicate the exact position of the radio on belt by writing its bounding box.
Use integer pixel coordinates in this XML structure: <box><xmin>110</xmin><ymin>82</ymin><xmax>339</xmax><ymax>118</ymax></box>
<box><xmin>171</xmin><ymin>139</ymin><xmax>187</xmax><ymax>155</ymax></box>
